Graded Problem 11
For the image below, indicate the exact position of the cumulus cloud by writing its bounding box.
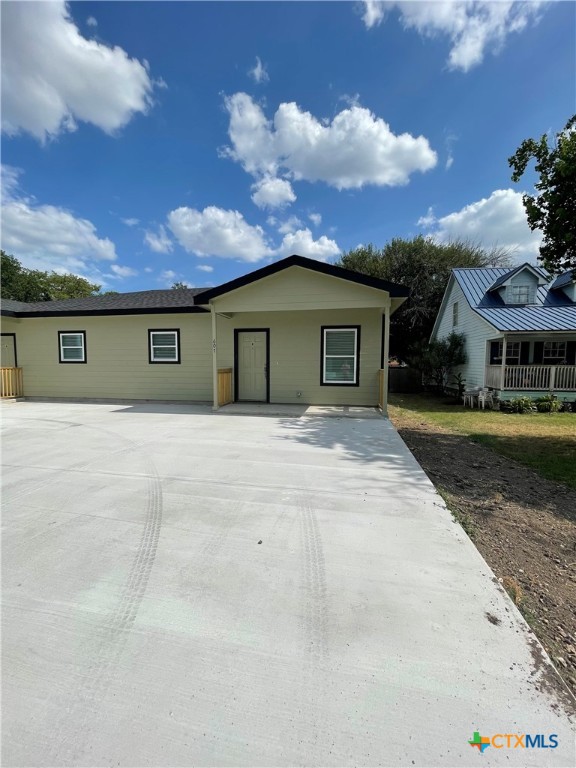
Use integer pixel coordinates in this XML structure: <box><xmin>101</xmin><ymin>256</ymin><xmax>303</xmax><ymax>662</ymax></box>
<box><xmin>248</xmin><ymin>56</ymin><xmax>269</xmax><ymax>84</ymax></box>
<box><xmin>418</xmin><ymin>189</ymin><xmax>542</xmax><ymax>261</ymax></box>
<box><xmin>360</xmin><ymin>1</ymin><xmax>544</xmax><ymax>71</ymax></box>
<box><xmin>223</xmin><ymin>92</ymin><xmax>436</xmax><ymax>194</ymax></box>
<box><xmin>144</xmin><ymin>225</ymin><xmax>173</xmax><ymax>254</ymax></box>
<box><xmin>309</xmin><ymin>212</ymin><xmax>322</xmax><ymax>226</ymax></box>
<box><xmin>86</xmin><ymin>16</ymin><xmax>98</xmax><ymax>28</ymax></box>
<box><xmin>121</xmin><ymin>217</ymin><xmax>139</xmax><ymax>227</ymax></box>
<box><xmin>276</xmin><ymin>216</ymin><xmax>304</xmax><ymax>235</ymax></box>
<box><xmin>168</xmin><ymin>206</ymin><xmax>272</xmax><ymax>262</ymax></box>
<box><xmin>1</xmin><ymin>0</ymin><xmax>156</xmax><ymax>141</ymax></box>
<box><xmin>109</xmin><ymin>264</ymin><xmax>137</xmax><ymax>278</ymax></box>
<box><xmin>0</xmin><ymin>165</ymin><xmax>117</xmax><ymax>275</ymax></box>
<box><xmin>251</xmin><ymin>176</ymin><xmax>296</xmax><ymax>209</ymax></box>
<box><xmin>277</xmin><ymin>228</ymin><xmax>340</xmax><ymax>262</ymax></box>
<box><xmin>196</xmin><ymin>264</ymin><xmax>214</xmax><ymax>273</ymax></box>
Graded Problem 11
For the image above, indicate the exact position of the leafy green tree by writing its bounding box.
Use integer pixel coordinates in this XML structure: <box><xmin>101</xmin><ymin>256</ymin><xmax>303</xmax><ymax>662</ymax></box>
<box><xmin>336</xmin><ymin>237</ymin><xmax>511</xmax><ymax>355</ymax></box>
<box><xmin>509</xmin><ymin>115</ymin><xmax>576</xmax><ymax>273</ymax></box>
<box><xmin>1</xmin><ymin>250</ymin><xmax>101</xmax><ymax>301</ymax></box>
<box><xmin>171</xmin><ymin>281</ymin><xmax>189</xmax><ymax>290</ymax></box>
<box><xmin>411</xmin><ymin>332</ymin><xmax>467</xmax><ymax>393</ymax></box>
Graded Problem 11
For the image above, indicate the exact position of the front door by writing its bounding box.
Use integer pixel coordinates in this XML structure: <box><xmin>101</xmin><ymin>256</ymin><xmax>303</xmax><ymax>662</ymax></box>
<box><xmin>236</xmin><ymin>330</ymin><xmax>268</xmax><ymax>402</ymax></box>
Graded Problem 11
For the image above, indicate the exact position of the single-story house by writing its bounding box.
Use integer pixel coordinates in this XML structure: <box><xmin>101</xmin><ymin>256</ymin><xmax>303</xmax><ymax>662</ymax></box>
<box><xmin>0</xmin><ymin>255</ymin><xmax>409</xmax><ymax>411</ymax></box>
<box><xmin>431</xmin><ymin>263</ymin><xmax>576</xmax><ymax>401</ymax></box>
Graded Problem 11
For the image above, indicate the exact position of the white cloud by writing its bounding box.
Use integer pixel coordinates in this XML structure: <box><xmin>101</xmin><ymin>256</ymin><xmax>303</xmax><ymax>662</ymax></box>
<box><xmin>419</xmin><ymin>189</ymin><xmax>542</xmax><ymax>261</ymax></box>
<box><xmin>196</xmin><ymin>264</ymin><xmax>214</xmax><ymax>273</ymax></box>
<box><xmin>168</xmin><ymin>206</ymin><xmax>271</xmax><ymax>262</ymax></box>
<box><xmin>144</xmin><ymin>267</ymin><xmax>154</xmax><ymax>273</ymax></box>
<box><xmin>110</xmin><ymin>264</ymin><xmax>137</xmax><ymax>278</ymax></box>
<box><xmin>251</xmin><ymin>176</ymin><xmax>296</xmax><ymax>209</ymax></box>
<box><xmin>122</xmin><ymin>217</ymin><xmax>139</xmax><ymax>227</ymax></box>
<box><xmin>277</xmin><ymin>228</ymin><xmax>340</xmax><ymax>262</ymax></box>
<box><xmin>276</xmin><ymin>215</ymin><xmax>303</xmax><ymax>235</ymax></box>
<box><xmin>1</xmin><ymin>0</ymin><xmax>156</xmax><ymax>141</ymax></box>
<box><xmin>159</xmin><ymin>270</ymin><xmax>177</xmax><ymax>282</ymax></box>
<box><xmin>144</xmin><ymin>225</ymin><xmax>173</xmax><ymax>254</ymax></box>
<box><xmin>309</xmin><ymin>212</ymin><xmax>322</xmax><ymax>226</ymax></box>
<box><xmin>223</xmin><ymin>92</ymin><xmax>436</xmax><ymax>192</ymax></box>
<box><xmin>248</xmin><ymin>56</ymin><xmax>269</xmax><ymax>84</ymax></box>
<box><xmin>360</xmin><ymin>2</ymin><xmax>543</xmax><ymax>71</ymax></box>
<box><xmin>86</xmin><ymin>16</ymin><xmax>98</xmax><ymax>28</ymax></box>
<box><xmin>0</xmin><ymin>165</ymin><xmax>117</xmax><ymax>275</ymax></box>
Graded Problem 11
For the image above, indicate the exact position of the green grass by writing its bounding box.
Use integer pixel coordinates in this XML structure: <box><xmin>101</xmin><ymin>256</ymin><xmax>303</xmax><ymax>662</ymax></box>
<box><xmin>389</xmin><ymin>393</ymin><xmax>576</xmax><ymax>489</ymax></box>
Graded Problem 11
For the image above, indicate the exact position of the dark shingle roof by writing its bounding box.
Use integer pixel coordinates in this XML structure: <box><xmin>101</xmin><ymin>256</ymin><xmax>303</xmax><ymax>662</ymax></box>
<box><xmin>1</xmin><ymin>254</ymin><xmax>409</xmax><ymax>318</ymax></box>
<box><xmin>452</xmin><ymin>267</ymin><xmax>576</xmax><ymax>332</ymax></box>
<box><xmin>1</xmin><ymin>288</ymin><xmax>206</xmax><ymax>317</ymax></box>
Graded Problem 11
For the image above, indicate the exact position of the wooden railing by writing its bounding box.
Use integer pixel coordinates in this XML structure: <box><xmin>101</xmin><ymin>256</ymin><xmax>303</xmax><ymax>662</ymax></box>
<box><xmin>1</xmin><ymin>367</ymin><xmax>23</xmax><ymax>398</ymax></box>
<box><xmin>485</xmin><ymin>365</ymin><xmax>576</xmax><ymax>391</ymax></box>
<box><xmin>217</xmin><ymin>368</ymin><xmax>233</xmax><ymax>406</ymax></box>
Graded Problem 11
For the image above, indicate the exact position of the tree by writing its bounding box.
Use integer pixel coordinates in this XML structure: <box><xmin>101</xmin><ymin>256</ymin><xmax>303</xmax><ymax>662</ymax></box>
<box><xmin>336</xmin><ymin>237</ymin><xmax>511</xmax><ymax>355</ymax></box>
<box><xmin>1</xmin><ymin>251</ymin><xmax>101</xmax><ymax>301</ymax></box>
<box><xmin>171</xmin><ymin>282</ymin><xmax>189</xmax><ymax>290</ymax></box>
<box><xmin>509</xmin><ymin>115</ymin><xmax>576</xmax><ymax>273</ymax></box>
<box><xmin>412</xmin><ymin>332</ymin><xmax>467</xmax><ymax>393</ymax></box>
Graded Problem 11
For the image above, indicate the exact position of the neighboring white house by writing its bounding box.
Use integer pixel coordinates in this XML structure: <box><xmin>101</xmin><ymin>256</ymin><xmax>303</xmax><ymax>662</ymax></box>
<box><xmin>431</xmin><ymin>263</ymin><xmax>576</xmax><ymax>402</ymax></box>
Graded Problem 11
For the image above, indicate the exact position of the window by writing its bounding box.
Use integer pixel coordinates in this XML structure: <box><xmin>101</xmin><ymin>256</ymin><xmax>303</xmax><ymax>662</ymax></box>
<box><xmin>543</xmin><ymin>341</ymin><xmax>567</xmax><ymax>363</ymax></box>
<box><xmin>452</xmin><ymin>301</ymin><xmax>459</xmax><ymax>327</ymax></box>
<box><xmin>509</xmin><ymin>284</ymin><xmax>533</xmax><ymax>304</ymax></box>
<box><xmin>58</xmin><ymin>331</ymin><xmax>86</xmax><ymax>363</ymax></box>
<box><xmin>490</xmin><ymin>340</ymin><xmax>520</xmax><ymax>365</ymax></box>
<box><xmin>149</xmin><ymin>329</ymin><xmax>180</xmax><ymax>363</ymax></box>
<box><xmin>321</xmin><ymin>326</ymin><xmax>360</xmax><ymax>386</ymax></box>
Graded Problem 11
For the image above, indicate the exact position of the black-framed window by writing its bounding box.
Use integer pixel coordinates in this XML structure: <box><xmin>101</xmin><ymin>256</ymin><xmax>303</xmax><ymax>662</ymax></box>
<box><xmin>148</xmin><ymin>329</ymin><xmax>180</xmax><ymax>364</ymax></box>
<box><xmin>321</xmin><ymin>326</ymin><xmax>360</xmax><ymax>386</ymax></box>
<box><xmin>543</xmin><ymin>341</ymin><xmax>567</xmax><ymax>363</ymax></box>
<box><xmin>58</xmin><ymin>331</ymin><xmax>86</xmax><ymax>363</ymax></box>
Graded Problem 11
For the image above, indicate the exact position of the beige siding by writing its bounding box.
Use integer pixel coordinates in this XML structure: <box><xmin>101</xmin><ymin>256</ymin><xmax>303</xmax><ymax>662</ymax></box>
<box><xmin>14</xmin><ymin>314</ymin><xmax>213</xmax><ymax>401</ymax></box>
<box><xmin>434</xmin><ymin>281</ymin><xmax>499</xmax><ymax>388</ymax></box>
<box><xmin>210</xmin><ymin>266</ymin><xmax>389</xmax><ymax>312</ymax></box>
<box><xmin>216</xmin><ymin>308</ymin><xmax>383</xmax><ymax>405</ymax></box>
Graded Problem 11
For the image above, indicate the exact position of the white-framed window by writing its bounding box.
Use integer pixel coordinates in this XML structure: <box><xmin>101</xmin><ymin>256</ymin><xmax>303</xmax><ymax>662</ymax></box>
<box><xmin>491</xmin><ymin>340</ymin><xmax>520</xmax><ymax>365</ymax></box>
<box><xmin>149</xmin><ymin>329</ymin><xmax>180</xmax><ymax>363</ymax></box>
<box><xmin>509</xmin><ymin>284</ymin><xmax>534</xmax><ymax>304</ymax></box>
<box><xmin>58</xmin><ymin>331</ymin><xmax>86</xmax><ymax>363</ymax></box>
<box><xmin>543</xmin><ymin>341</ymin><xmax>567</xmax><ymax>362</ymax></box>
<box><xmin>321</xmin><ymin>326</ymin><xmax>359</xmax><ymax>386</ymax></box>
<box><xmin>452</xmin><ymin>301</ymin><xmax>459</xmax><ymax>327</ymax></box>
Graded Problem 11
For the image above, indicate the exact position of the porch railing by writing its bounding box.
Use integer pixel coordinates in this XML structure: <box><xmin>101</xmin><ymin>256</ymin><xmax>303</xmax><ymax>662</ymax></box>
<box><xmin>1</xmin><ymin>367</ymin><xmax>23</xmax><ymax>398</ymax></box>
<box><xmin>485</xmin><ymin>365</ymin><xmax>576</xmax><ymax>391</ymax></box>
<box><xmin>217</xmin><ymin>368</ymin><xmax>233</xmax><ymax>406</ymax></box>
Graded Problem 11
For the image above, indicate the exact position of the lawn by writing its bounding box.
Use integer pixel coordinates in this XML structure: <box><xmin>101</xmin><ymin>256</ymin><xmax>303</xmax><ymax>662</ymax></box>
<box><xmin>388</xmin><ymin>393</ymin><xmax>576</xmax><ymax>489</ymax></box>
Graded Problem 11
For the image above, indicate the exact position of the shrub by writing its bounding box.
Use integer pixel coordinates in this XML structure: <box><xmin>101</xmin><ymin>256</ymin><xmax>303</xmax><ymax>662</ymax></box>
<box><xmin>500</xmin><ymin>396</ymin><xmax>536</xmax><ymax>414</ymax></box>
<box><xmin>534</xmin><ymin>393</ymin><xmax>561</xmax><ymax>413</ymax></box>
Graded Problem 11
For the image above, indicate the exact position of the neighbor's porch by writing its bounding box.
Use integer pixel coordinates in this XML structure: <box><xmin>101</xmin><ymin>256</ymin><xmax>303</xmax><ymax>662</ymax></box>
<box><xmin>484</xmin><ymin>335</ymin><xmax>576</xmax><ymax>395</ymax></box>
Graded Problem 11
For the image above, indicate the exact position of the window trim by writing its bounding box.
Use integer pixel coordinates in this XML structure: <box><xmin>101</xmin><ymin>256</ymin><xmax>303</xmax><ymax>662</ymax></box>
<box><xmin>58</xmin><ymin>331</ymin><xmax>87</xmax><ymax>364</ymax></box>
<box><xmin>320</xmin><ymin>325</ymin><xmax>360</xmax><ymax>387</ymax></box>
<box><xmin>509</xmin><ymin>284</ymin><xmax>534</xmax><ymax>305</ymax></box>
<box><xmin>452</xmin><ymin>301</ymin><xmax>459</xmax><ymax>327</ymax></box>
<box><xmin>148</xmin><ymin>328</ymin><xmax>181</xmax><ymax>364</ymax></box>
<box><xmin>543</xmin><ymin>340</ymin><xmax>567</xmax><ymax>362</ymax></box>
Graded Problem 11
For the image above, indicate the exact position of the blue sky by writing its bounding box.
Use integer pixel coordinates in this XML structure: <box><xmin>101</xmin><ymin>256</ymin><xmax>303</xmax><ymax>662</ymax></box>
<box><xmin>1</xmin><ymin>1</ymin><xmax>574</xmax><ymax>292</ymax></box>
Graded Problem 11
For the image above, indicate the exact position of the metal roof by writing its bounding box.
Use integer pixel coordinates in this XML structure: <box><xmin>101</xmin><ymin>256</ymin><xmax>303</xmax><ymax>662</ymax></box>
<box><xmin>550</xmin><ymin>270</ymin><xmax>576</xmax><ymax>290</ymax></box>
<box><xmin>487</xmin><ymin>262</ymin><xmax>547</xmax><ymax>290</ymax></box>
<box><xmin>452</xmin><ymin>267</ymin><xmax>576</xmax><ymax>332</ymax></box>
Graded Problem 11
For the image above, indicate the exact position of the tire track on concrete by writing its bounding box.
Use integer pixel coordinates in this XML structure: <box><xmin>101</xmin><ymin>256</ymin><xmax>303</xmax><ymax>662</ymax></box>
<box><xmin>296</xmin><ymin>490</ymin><xmax>329</xmax><ymax>759</ymax></box>
<box><xmin>37</xmin><ymin>427</ymin><xmax>164</xmax><ymax>765</ymax></box>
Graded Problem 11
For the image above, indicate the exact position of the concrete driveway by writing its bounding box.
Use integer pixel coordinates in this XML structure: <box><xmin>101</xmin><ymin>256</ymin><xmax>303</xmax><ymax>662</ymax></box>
<box><xmin>1</xmin><ymin>401</ymin><xmax>574</xmax><ymax>767</ymax></box>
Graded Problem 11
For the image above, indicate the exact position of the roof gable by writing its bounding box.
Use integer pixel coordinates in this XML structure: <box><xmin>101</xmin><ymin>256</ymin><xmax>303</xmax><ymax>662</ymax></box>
<box><xmin>488</xmin><ymin>263</ymin><xmax>548</xmax><ymax>291</ymax></box>
<box><xmin>194</xmin><ymin>255</ymin><xmax>409</xmax><ymax>303</ymax></box>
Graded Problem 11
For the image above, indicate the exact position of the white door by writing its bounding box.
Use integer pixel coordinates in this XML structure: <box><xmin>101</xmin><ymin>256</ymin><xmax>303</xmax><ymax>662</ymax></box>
<box><xmin>237</xmin><ymin>331</ymin><xmax>267</xmax><ymax>401</ymax></box>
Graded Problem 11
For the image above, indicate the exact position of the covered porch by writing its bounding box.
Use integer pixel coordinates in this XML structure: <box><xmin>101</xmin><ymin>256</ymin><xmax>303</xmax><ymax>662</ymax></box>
<box><xmin>484</xmin><ymin>334</ymin><xmax>576</xmax><ymax>396</ymax></box>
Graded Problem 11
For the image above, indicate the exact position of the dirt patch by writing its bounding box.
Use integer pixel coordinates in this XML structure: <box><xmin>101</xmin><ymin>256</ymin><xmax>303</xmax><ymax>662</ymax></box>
<box><xmin>389</xmin><ymin>410</ymin><xmax>576</xmax><ymax>699</ymax></box>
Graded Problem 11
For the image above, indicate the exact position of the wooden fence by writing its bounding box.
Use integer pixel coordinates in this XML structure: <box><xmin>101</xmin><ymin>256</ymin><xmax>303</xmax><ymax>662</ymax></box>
<box><xmin>217</xmin><ymin>368</ymin><xmax>233</xmax><ymax>406</ymax></box>
<box><xmin>1</xmin><ymin>367</ymin><xmax>23</xmax><ymax>398</ymax></box>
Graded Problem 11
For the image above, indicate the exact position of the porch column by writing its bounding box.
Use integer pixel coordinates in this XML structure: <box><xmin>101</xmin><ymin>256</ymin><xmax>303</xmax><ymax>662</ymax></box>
<box><xmin>500</xmin><ymin>336</ymin><xmax>507</xmax><ymax>391</ymax></box>
<box><xmin>211</xmin><ymin>302</ymin><xmax>218</xmax><ymax>410</ymax></box>
<box><xmin>381</xmin><ymin>301</ymin><xmax>391</xmax><ymax>415</ymax></box>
